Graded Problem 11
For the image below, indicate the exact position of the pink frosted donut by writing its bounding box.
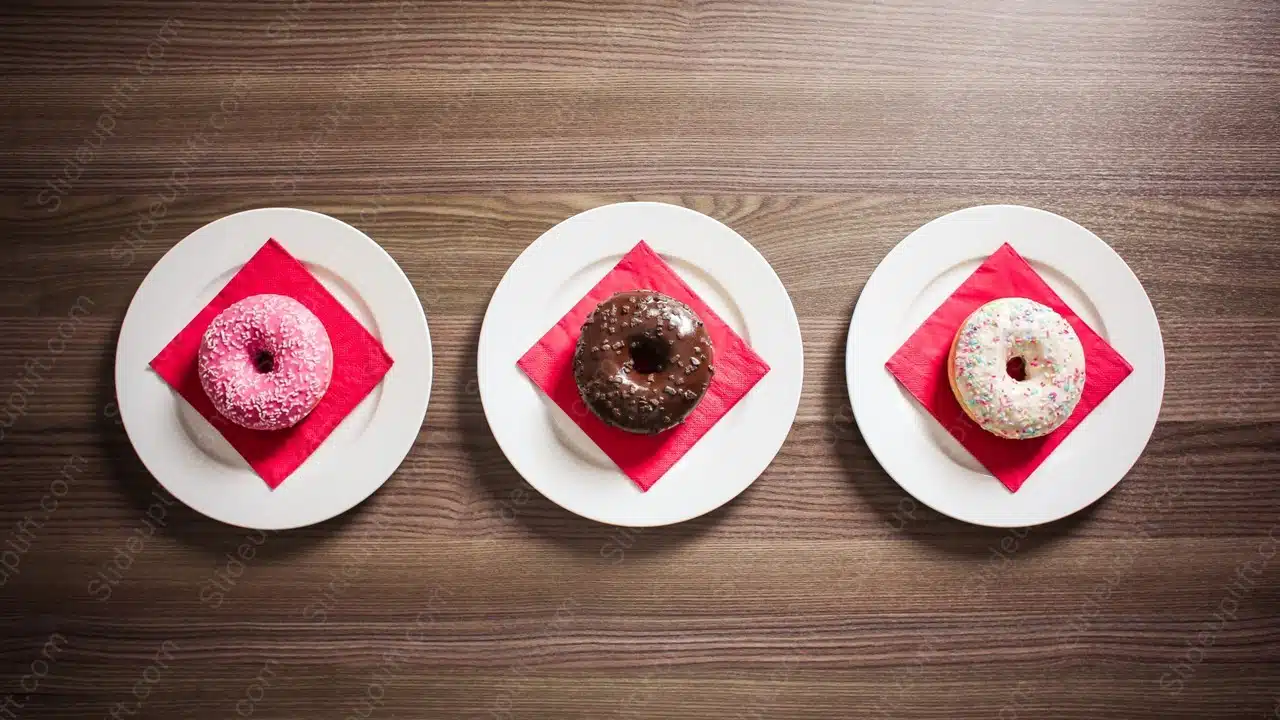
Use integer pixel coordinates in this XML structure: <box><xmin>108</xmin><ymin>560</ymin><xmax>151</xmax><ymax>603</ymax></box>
<box><xmin>197</xmin><ymin>294</ymin><xmax>334</xmax><ymax>431</ymax></box>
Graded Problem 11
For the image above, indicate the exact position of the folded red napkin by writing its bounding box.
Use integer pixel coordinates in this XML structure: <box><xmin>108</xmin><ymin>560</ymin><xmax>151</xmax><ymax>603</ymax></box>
<box><xmin>150</xmin><ymin>239</ymin><xmax>394</xmax><ymax>489</ymax></box>
<box><xmin>518</xmin><ymin>241</ymin><xmax>771</xmax><ymax>491</ymax></box>
<box><xmin>885</xmin><ymin>243</ymin><xmax>1133</xmax><ymax>492</ymax></box>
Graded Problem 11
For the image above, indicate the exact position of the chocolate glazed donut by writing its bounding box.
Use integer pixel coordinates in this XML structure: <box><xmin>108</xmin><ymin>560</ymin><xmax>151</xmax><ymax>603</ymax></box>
<box><xmin>573</xmin><ymin>290</ymin><xmax>715</xmax><ymax>434</ymax></box>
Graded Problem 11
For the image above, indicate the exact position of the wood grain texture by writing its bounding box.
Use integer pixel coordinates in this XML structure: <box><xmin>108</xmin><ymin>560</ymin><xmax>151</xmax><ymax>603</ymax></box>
<box><xmin>1</xmin><ymin>2</ymin><xmax>1278</xmax><ymax>719</ymax></box>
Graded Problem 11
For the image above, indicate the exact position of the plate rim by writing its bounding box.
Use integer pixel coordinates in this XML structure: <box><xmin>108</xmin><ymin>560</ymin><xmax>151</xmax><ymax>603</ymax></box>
<box><xmin>477</xmin><ymin>200</ymin><xmax>803</xmax><ymax>527</ymax></box>
<box><xmin>847</xmin><ymin>203</ymin><xmax>1166</xmax><ymax>528</ymax></box>
<box><xmin>114</xmin><ymin>206</ymin><xmax>432</xmax><ymax>530</ymax></box>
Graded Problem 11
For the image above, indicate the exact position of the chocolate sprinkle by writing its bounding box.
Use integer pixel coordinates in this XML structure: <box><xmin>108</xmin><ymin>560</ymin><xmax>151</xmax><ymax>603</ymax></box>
<box><xmin>572</xmin><ymin>290</ymin><xmax>715</xmax><ymax>434</ymax></box>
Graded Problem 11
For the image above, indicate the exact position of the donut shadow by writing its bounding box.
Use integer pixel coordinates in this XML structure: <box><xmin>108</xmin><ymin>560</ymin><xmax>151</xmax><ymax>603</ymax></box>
<box><xmin>542</xmin><ymin>394</ymin><xmax>613</xmax><ymax>469</ymax></box>
<box><xmin>98</xmin><ymin>322</ymin><xmax>357</xmax><ymax>561</ymax></box>
<box><xmin>458</xmin><ymin>311</ymin><xmax>732</xmax><ymax>561</ymax></box>
<box><xmin>834</xmin><ymin>282</ymin><xmax>1100</xmax><ymax>559</ymax></box>
<box><xmin>176</xmin><ymin>399</ymin><xmax>246</xmax><ymax>469</ymax></box>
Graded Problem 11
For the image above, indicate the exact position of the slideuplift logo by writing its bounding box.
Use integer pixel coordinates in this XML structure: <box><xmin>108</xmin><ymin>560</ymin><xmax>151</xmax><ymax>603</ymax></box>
<box><xmin>87</xmin><ymin>490</ymin><xmax>176</xmax><ymax>602</ymax></box>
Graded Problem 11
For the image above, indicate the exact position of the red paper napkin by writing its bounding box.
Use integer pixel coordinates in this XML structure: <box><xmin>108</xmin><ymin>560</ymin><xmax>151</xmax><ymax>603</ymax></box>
<box><xmin>518</xmin><ymin>241</ymin><xmax>771</xmax><ymax>491</ymax></box>
<box><xmin>885</xmin><ymin>243</ymin><xmax>1133</xmax><ymax>492</ymax></box>
<box><xmin>150</xmin><ymin>239</ymin><xmax>394</xmax><ymax>489</ymax></box>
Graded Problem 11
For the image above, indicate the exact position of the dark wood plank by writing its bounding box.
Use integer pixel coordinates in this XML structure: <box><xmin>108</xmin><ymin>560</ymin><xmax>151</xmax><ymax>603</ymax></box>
<box><xmin>0</xmin><ymin>2</ymin><xmax>1278</xmax><ymax>719</ymax></box>
<box><xmin>1</xmin><ymin>1</ymin><xmax>1279</xmax><ymax>194</ymax></box>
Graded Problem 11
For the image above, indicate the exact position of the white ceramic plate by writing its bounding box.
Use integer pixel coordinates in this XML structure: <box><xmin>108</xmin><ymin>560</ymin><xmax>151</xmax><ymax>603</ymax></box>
<box><xmin>848</xmin><ymin>204</ymin><xmax>1164</xmax><ymax>528</ymax></box>
<box><xmin>115</xmin><ymin>208</ymin><xmax>431</xmax><ymax>530</ymax></box>
<box><xmin>478</xmin><ymin>202</ymin><xmax>803</xmax><ymax>527</ymax></box>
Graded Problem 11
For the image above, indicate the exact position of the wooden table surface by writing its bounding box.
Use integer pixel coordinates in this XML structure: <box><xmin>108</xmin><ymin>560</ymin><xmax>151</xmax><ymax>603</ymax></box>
<box><xmin>2</xmin><ymin>1</ymin><xmax>1278</xmax><ymax>718</ymax></box>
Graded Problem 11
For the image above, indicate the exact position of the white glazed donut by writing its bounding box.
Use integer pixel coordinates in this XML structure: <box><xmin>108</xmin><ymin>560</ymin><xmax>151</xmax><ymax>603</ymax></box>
<box><xmin>948</xmin><ymin>297</ymin><xmax>1086</xmax><ymax>440</ymax></box>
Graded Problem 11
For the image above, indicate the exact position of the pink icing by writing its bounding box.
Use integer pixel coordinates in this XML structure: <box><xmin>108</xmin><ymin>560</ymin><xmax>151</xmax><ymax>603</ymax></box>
<box><xmin>197</xmin><ymin>294</ymin><xmax>334</xmax><ymax>431</ymax></box>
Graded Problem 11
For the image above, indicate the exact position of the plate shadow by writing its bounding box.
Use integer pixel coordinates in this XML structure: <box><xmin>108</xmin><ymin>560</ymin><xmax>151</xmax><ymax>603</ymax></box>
<box><xmin>458</xmin><ymin>312</ymin><xmax>732</xmax><ymax>561</ymax></box>
<box><xmin>98</xmin><ymin>322</ymin><xmax>358</xmax><ymax>561</ymax></box>
<box><xmin>833</xmin><ymin>282</ymin><xmax>1103</xmax><ymax>559</ymax></box>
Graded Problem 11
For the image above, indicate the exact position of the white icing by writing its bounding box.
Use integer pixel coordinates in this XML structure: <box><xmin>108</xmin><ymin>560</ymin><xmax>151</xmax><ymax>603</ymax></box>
<box><xmin>952</xmin><ymin>297</ymin><xmax>1086</xmax><ymax>439</ymax></box>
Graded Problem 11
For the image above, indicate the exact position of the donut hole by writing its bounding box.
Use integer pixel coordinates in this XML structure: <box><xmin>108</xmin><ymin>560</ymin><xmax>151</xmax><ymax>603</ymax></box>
<box><xmin>628</xmin><ymin>336</ymin><xmax>668</xmax><ymax>374</ymax></box>
<box><xmin>1006</xmin><ymin>356</ymin><xmax>1027</xmax><ymax>381</ymax></box>
<box><xmin>253</xmin><ymin>349</ymin><xmax>275</xmax><ymax>374</ymax></box>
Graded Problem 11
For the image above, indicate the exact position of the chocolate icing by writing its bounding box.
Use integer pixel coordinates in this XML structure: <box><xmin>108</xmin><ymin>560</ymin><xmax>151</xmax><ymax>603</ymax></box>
<box><xmin>572</xmin><ymin>290</ymin><xmax>715</xmax><ymax>434</ymax></box>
